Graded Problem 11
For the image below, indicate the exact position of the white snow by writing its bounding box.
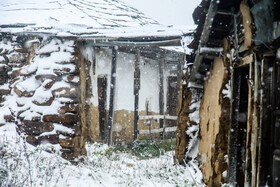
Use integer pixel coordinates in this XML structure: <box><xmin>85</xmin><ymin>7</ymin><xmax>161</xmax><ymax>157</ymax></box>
<box><xmin>222</xmin><ymin>81</ymin><xmax>232</xmax><ymax>99</ymax></box>
<box><xmin>0</xmin><ymin>123</ymin><xmax>204</xmax><ymax>186</ymax></box>
<box><xmin>189</xmin><ymin>100</ymin><xmax>201</xmax><ymax>124</ymax></box>
<box><xmin>277</xmin><ymin>48</ymin><xmax>280</xmax><ymax>60</ymax></box>
<box><xmin>0</xmin><ymin>0</ymin><xmax>193</xmax><ymax>40</ymax></box>
<box><xmin>0</xmin><ymin>38</ymin><xmax>76</xmax><ymax>124</ymax></box>
<box><xmin>181</xmin><ymin>35</ymin><xmax>194</xmax><ymax>54</ymax></box>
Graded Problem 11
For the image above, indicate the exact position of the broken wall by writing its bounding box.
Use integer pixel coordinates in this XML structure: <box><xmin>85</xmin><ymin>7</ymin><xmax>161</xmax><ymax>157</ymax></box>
<box><xmin>85</xmin><ymin>47</ymin><xmax>177</xmax><ymax>143</ymax></box>
<box><xmin>0</xmin><ymin>35</ymin><xmax>87</xmax><ymax>160</ymax></box>
<box><xmin>199</xmin><ymin>56</ymin><xmax>231</xmax><ymax>186</ymax></box>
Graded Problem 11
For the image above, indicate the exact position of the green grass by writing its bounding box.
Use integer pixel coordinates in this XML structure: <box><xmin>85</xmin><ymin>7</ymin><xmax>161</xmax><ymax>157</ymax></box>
<box><xmin>111</xmin><ymin>138</ymin><xmax>176</xmax><ymax>160</ymax></box>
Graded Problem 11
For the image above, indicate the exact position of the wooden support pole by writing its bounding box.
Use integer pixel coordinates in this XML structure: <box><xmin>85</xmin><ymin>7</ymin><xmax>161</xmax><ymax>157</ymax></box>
<box><xmin>159</xmin><ymin>58</ymin><xmax>164</xmax><ymax>137</ymax></box>
<box><xmin>107</xmin><ymin>46</ymin><xmax>117</xmax><ymax>146</ymax></box>
<box><xmin>133</xmin><ymin>49</ymin><xmax>140</xmax><ymax>140</ymax></box>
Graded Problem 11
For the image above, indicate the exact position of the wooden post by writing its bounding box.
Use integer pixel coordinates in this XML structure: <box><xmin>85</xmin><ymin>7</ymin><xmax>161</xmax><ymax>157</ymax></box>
<box><xmin>133</xmin><ymin>49</ymin><xmax>140</xmax><ymax>140</ymax></box>
<box><xmin>159</xmin><ymin>58</ymin><xmax>164</xmax><ymax>137</ymax></box>
<box><xmin>107</xmin><ymin>46</ymin><xmax>117</xmax><ymax>146</ymax></box>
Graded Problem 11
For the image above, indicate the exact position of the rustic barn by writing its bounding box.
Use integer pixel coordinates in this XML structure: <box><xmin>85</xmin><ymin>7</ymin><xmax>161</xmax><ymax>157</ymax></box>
<box><xmin>175</xmin><ymin>0</ymin><xmax>280</xmax><ymax>186</ymax></box>
<box><xmin>0</xmin><ymin>0</ymin><xmax>192</xmax><ymax>160</ymax></box>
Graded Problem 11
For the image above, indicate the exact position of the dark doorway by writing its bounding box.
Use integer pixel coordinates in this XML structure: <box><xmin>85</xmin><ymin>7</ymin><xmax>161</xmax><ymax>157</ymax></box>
<box><xmin>98</xmin><ymin>75</ymin><xmax>107</xmax><ymax>140</ymax></box>
<box><xmin>167</xmin><ymin>76</ymin><xmax>178</xmax><ymax>117</ymax></box>
<box><xmin>166</xmin><ymin>76</ymin><xmax>178</xmax><ymax>137</ymax></box>
<box><xmin>229</xmin><ymin>66</ymin><xmax>249</xmax><ymax>186</ymax></box>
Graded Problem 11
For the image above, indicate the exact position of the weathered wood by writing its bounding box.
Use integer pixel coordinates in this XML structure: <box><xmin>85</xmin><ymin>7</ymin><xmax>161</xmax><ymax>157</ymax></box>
<box><xmin>138</xmin><ymin>126</ymin><xmax>177</xmax><ymax>135</ymax></box>
<box><xmin>244</xmin><ymin>61</ymin><xmax>253</xmax><ymax>186</ymax></box>
<box><xmin>199</xmin><ymin>46</ymin><xmax>223</xmax><ymax>56</ymax></box>
<box><xmin>251</xmin><ymin>54</ymin><xmax>260</xmax><ymax>187</ymax></box>
<box><xmin>229</xmin><ymin>67</ymin><xmax>242</xmax><ymax>186</ymax></box>
<box><xmin>159</xmin><ymin>58</ymin><xmax>164</xmax><ymax>137</ymax></box>
<box><xmin>107</xmin><ymin>46</ymin><xmax>117</xmax><ymax>145</ymax></box>
<box><xmin>189</xmin><ymin>0</ymin><xmax>220</xmax><ymax>83</ymax></box>
<box><xmin>133</xmin><ymin>49</ymin><xmax>140</xmax><ymax>140</ymax></box>
<box><xmin>233</xmin><ymin>14</ymin><xmax>240</xmax><ymax>61</ymax></box>
<box><xmin>138</xmin><ymin>115</ymin><xmax>177</xmax><ymax>121</ymax></box>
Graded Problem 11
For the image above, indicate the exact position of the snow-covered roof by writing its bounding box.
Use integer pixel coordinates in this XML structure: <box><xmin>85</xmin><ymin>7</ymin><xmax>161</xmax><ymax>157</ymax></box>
<box><xmin>0</xmin><ymin>0</ymin><xmax>194</xmax><ymax>40</ymax></box>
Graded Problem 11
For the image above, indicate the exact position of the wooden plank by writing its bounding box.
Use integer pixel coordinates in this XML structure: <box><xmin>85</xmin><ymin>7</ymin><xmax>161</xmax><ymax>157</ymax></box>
<box><xmin>138</xmin><ymin>115</ymin><xmax>177</xmax><ymax>121</ymax></box>
<box><xmin>107</xmin><ymin>46</ymin><xmax>117</xmax><ymax>146</ymax></box>
<box><xmin>251</xmin><ymin>54</ymin><xmax>260</xmax><ymax>187</ymax></box>
<box><xmin>134</xmin><ymin>49</ymin><xmax>140</xmax><ymax>140</ymax></box>
<box><xmin>138</xmin><ymin>126</ymin><xmax>177</xmax><ymax>135</ymax></box>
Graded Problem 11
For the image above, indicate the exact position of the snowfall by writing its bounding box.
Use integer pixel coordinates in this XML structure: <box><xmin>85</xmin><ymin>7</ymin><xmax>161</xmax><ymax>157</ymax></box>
<box><xmin>0</xmin><ymin>0</ymin><xmax>203</xmax><ymax>186</ymax></box>
<box><xmin>0</xmin><ymin>123</ymin><xmax>204</xmax><ymax>187</ymax></box>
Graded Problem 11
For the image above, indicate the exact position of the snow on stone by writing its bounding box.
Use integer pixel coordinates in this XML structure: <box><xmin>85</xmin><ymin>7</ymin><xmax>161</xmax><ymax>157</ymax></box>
<box><xmin>54</xmin><ymin>123</ymin><xmax>75</xmax><ymax>135</ymax></box>
<box><xmin>0</xmin><ymin>37</ymin><xmax>76</xmax><ymax>124</ymax></box>
<box><xmin>15</xmin><ymin>76</ymin><xmax>41</xmax><ymax>93</ymax></box>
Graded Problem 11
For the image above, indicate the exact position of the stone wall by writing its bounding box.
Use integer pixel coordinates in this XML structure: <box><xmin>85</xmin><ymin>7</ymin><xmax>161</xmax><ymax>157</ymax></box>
<box><xmin>0</xmin><ymin>35</ymin><xmax>86</xmax><ymax>160</ymax></box>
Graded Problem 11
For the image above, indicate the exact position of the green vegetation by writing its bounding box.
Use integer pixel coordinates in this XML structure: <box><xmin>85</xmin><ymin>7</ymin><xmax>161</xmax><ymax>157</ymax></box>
<box><xmin>110</xmin><ymin>138</ymin><xmax>176</xmax><ymax>160</ymax></box>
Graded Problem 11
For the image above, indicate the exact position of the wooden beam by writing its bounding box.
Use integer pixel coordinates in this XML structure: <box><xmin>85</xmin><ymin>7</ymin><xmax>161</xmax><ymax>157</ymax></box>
<box><xmin>133</xmin><ymin>49</ymin><xmax>141</xmax><ymax>140</ymax></box>
<box><xmin>107</xmin><ymin>46</ymin><xmax>117</xmax><ymax>146</ymax></box>
<box><xmin>189</xmin><ymin>0</ymin><xmax>220</xmax><ymax>83</ymax></box>
<box><xmin>138</xmin><ymin>126</ymin><xmax>177</xmax><ymax>135</ymax></box>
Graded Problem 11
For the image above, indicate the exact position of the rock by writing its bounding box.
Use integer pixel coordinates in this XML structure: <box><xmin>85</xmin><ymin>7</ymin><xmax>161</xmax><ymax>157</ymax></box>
<box><xmin>35</xmin><ymin>74</ymin><xmax>59</xmax><ymax>81</ymax></box>
<box><xmin>65</xmin><ymin>75</ymin><xmax>80</xmax><ymax>84</ymax></box>
<box><xmin>8</xmin><ymin>53</ymin><xmax>27</xmax><ymax>63</ymax></box>
<box><xmin>43</xmin><ymin>114</ymin><xmax>77</xmax><ymax>125</ymax></box>
<box><xmin>61</xmin><ymin>151</ymin><xmax>74</xmax><ymax>160</ymax></box>
<box><xmin>26</xmin><ymin>135</ymin><xmax>39</xmax><ymax>146</ymax></box>
<box><xmin>38</xmin><ymin>134</ymin><xmax>59</xmax><ymax>144</ymax></box>
<box><xmin>0</xmin><ymin>89</ymin><xmax>9</xmax><ymax>95</ymax></box>
<box><xmin>4</xmin><ymin>115</ymin><xmax>14</xmax><ymax>122</ymax></box>
<box><xmin>0</xmin><ymin>75</ymin><xmax>7</xmax><ymax>84</ymax></box>
<box><xmin>59</xmin><ymin>138</ymin><xmax>74</xmax><ymax>148</ymax></box>
<box><xmin>31</xmin><ymin>116</ymin><xmax>41</xmax><ymax>122</ymax></box>
<box><xmin>58</xmin><ymin>97</ymin><xmax>79</xmax><ymax>104</ymax></box>
<box><xmin>55</xmin><ymin>56</ymin><xmax>77</xmax><ymax>65</ymax></box>
<box><xmin>32</xmin><ymin>95</ymin><xmax>54</xmax><ymax>106</ymax></box>
<box><xmin>14</xmin><ymin>84</ymin><xmax>35</xmax><ymax>97</ymax></box>
<box><xmin>54</xmin><ymin>65</ymin><xmax>79</xmax><ymax>75</ymax></box>
<box><xmin>22</xmin><ymin>120</ymin><xmax>54</xmax><ymax>135</ymax></box>
<box><xmin>42</xmin><ymin>79</ymin><xmax>55</xmax><ymax>89</ymax></box>
<box><xmin>8</xmin><ymin>69</ymin><xmax>19</xmax><ymax>80</ymax></box>
<box><xmin>15</xmin><ymin>48</ymin><xmax>28</xmax><ymax>53</ymax></box>
<box><xmin>52</xmin><ymin>86</ymin><xmax>79</xmax><ymax>98</ymax></box>
<box><xmin>58</xmin><ymin>104</ymin><xmax>78</xmax><ymax>114</ymax></box>
<box><xmin>18</xmin><ymin>66</ymin><xmax>37</xmax><ymax>76</ymax></box>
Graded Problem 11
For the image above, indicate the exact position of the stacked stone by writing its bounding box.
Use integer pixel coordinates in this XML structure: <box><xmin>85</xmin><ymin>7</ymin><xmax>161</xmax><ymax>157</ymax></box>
<box><xmin>0</xmin><ymin>36</ymin><xmax>27</xmax><ymax>125</ymax></box>
<box><xmin>0</xmin><ymin>36</ymin><xmax>82</xmax><ymax>160</ymax></box>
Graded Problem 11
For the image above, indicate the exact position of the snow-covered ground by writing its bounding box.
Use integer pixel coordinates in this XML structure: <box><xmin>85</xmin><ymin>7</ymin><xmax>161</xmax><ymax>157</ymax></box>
<box><xmin>0</xmin><ymin>123</ymin><xmax>204</xmax><ymax>187</ymax></box>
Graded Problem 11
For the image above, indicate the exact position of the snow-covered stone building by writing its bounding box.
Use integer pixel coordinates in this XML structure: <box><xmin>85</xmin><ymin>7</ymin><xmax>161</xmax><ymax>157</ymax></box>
<box><xmin>0</xmin><ymin>0</ymin><xmax>192</xmax><ymax>160</ymax></box>
<box><xmin>175</xmin><ymin>0</ymin><xmax>280</xmax><ymax>186</ymax></box>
